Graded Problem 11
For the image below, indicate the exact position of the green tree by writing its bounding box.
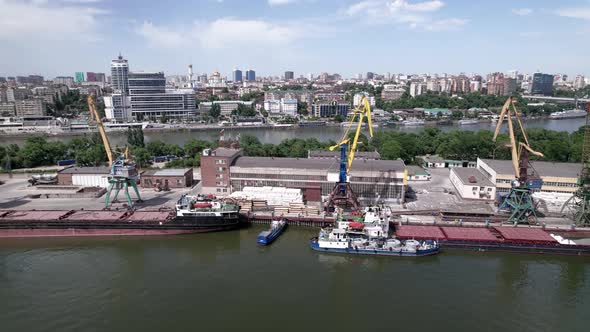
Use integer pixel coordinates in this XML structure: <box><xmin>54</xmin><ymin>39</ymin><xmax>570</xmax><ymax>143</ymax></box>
<box><xmin>334</xmin><ymin>114</ymin><xmax>345</xmax><ymax>122</ymax></box>
<box><xmin>381</xmin><ymin>141</ymin><xmax>403</xmax><ymax>160</ymax></box>
<box><xmin>133</xmin><ymin>147</ymin><xmax>151</xmax><ymax>168</ymax></box>
<box><xmin>126</xmin><ymin>127</ymin><xmax>145</xmax><ymax>148</ymax></box>
<box><xmin>451</xmin><ymin>111</ymin><xmax>464</xmax><ymax>119</ymax></box>
<box><xmin>297</xmin><ymin>102</ymin><xmax>309</xmax><ymax>116</ymax></box>
<box><xmin>209</xmin><ymin>104</ymin><xmax>221</xmax><ymax>119</ymax></box>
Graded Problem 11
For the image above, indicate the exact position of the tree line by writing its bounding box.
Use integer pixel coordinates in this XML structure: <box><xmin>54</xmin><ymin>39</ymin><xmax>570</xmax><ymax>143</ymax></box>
<box><xmin>1</xmin><ymin>127</ymin><xmax>585</xmax><ymax>171</ymax></box>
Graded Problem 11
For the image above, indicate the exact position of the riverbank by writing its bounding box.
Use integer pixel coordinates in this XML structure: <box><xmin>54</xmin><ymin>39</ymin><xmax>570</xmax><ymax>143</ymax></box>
<box><xmin>1</xmin><ymin>117</ymin><xmax>585</xmax><ymax>147</ymax></box>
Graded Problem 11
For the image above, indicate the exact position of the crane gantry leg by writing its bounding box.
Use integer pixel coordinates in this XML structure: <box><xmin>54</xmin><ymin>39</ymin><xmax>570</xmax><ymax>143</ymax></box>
<box><xmin>561</xmin><ymin>104</ymin><xmax>590</xmax><ymax>226</ymax></box>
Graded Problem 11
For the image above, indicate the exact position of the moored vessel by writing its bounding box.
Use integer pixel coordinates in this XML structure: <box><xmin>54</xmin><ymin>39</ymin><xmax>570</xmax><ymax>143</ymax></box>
<box><xmin>310</xmin><ymin>206</ymin><xmax>440</xmax><ymax>257</ymax></box>
<box><xmin>175</xmin><ymin>194</ymin><xmax>240</xmax><ymax>231</ymax></box>
<box><xmin>401</xmin><ymin>119</ymin><xmax>425</xmax><ymax>126</ymax></box>
<box><xmin>549</xmin><ymin>109</ymin><xmax>586</xmax><ymax>119</ymax></box>
<box><xmin>458</xmin><ymin>119</ymin><xmax>478</xmax><ymax>125</ymax></box>
<box><xmin>256</xmin><ymin>219</ymin><xmax>287</xmax><ymax>245</ymax></box>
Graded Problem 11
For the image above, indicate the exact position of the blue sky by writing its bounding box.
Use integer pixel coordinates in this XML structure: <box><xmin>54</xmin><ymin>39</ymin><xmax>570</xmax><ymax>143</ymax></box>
<box><xmin>1</xmin><ymin>0</ymin><xmax>590</xmax><ymax>78</ymax></box>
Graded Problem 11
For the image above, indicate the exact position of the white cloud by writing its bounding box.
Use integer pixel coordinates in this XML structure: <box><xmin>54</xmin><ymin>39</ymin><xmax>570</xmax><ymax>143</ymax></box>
<box><xmin>136</xmin><ymin>22</ymin><xmax>186</xmax><ymax>48</ymax></box>
<box><xmin>268</xmin><ymin>0</ymin><xmax>295</xmax><ymax>5</ymax></box>
<box><xmin>197</xmin><ymin>18</ymin><xmax>300</xmax><ymax>49</ymax></box>
<box><xmin>136</xmin><ymin>18</ymin><xmax>303</xmax><ymax>50</ymax></box>
<box><xmin>556</xmin><ymin>7</ymin><xmax>590</xmax><ymax>20</ymax></box>
<box><xmin>346</xmin><ymin>0</ymin><xmax>444</xmax><ymax>18</ymax></box>
<box><xmin>512</xmin><ymin>8</ymin><xmax>532</xmax><ymax>16</ymax></box>
<box><xmin>344</xmin><ymin>0</ymin><xmax>465</xmax><ymax>30</ymax></box>
<box><xmin>0</xmin><ymin>0</ymin><xmax>105</xmax><ymax>41</ymax></box>
<box><xmin>424</xmin><ymin>18</ymin><xmax>468</xmax><ymax>31</ymax></box>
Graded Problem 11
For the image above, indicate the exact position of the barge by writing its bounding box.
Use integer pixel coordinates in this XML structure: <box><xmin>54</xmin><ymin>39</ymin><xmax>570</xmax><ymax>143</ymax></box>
<box><xmin>395</xmin><ymin>224</ymin><xmax>590</xmax><ymax>256</ymax></box>
<box><xmin>0</xmin><ymin>200</ymin><xmax>240</xmax><ymax>238</ymax></box>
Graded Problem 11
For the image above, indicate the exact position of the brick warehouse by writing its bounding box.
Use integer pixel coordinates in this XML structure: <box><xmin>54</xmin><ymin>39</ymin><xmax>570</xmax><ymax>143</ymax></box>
<box><xmin>200</xmin><ymin>148</ymin><xmax>407</xmax><ymax>203</ymax></box>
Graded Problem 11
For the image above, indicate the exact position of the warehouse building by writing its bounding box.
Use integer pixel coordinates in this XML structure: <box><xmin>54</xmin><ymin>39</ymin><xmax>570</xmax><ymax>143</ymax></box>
<box><xmin>477</xmin><ymin>158</ymin><xmax>579</xmax><ymax>195</ymax></box>
<box><xmin>201</xmin><ymin>148</ymin><xmax>407</xmax><ymax>202</ymax></box>
<box><xmin>450</xmin><ymin>167</ymin><xmax>496</xmax><ymax>200</ymax></box>
<box><xmin>57</xmin><ymin>167</ymin><xmax>110</xmax><ymax>187</ymax></box>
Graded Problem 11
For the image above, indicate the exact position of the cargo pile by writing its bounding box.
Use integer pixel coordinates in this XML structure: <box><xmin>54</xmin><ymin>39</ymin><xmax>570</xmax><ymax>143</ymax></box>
<box><xmin>273</xmin><ymin>202</ymin><xmax>320</xmax><ymax>216</ymax></box>
<box><xmin>229</xmin><ymin>187</ymin><xmax>303</xmax><ymax>207</ymax></box>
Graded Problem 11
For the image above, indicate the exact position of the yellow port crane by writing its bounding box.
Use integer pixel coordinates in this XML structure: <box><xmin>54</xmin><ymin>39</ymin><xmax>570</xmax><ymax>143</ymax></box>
<box><xmin>325</xmin><ymin>96</ymin><xmax>373</xmax><ymax>211</ymax></box>
<box><xmin>87</xmin><ymin>95</ymin><xmax>141</xmax><ymax>208</ymax></box>
<box><xmin>492</xmin><ymin>97</ymin><xmax>544</xmax><ymax>224</ymax></box>
<box><xmin>87</xmin><ymin>95</ymin><xmax>114</xmax><ymax>165</ymax></box>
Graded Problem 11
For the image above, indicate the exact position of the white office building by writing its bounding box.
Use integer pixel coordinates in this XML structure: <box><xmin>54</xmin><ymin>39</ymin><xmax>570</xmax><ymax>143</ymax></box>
<box><xmin>353</xmin><ymin>93</ymin><xmax>376</xmax><ymax>106</ymax></box>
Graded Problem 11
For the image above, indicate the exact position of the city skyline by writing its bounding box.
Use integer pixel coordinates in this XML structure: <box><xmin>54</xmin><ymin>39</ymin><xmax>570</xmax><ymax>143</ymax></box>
<box><xmin>1</xmin><ymin>0</ymin><xmax>590</xmax><ymax>77</ymax></box>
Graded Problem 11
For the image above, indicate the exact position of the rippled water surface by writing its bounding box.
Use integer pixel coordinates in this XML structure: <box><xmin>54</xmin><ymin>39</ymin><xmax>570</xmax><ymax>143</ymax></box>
<box><xmin>0</xmin><ymin>226</ymin><xmax>589</xmax><ymax>332</ymax></box>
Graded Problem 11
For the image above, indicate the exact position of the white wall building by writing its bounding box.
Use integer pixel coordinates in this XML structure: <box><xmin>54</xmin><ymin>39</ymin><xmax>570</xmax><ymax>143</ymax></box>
<box><xmin>409</xmin><ymin>82</ymin><xmax>427</xmax><ymax>97</ymax></box>
<box><xmin>450</xmin><ymin>167</ymin><xmax>496</xmax><ymax>200</ymax></box>
<box><xmin>104</xmin><ymin>93</ymin><xmax>132</xmax><ymax>121</ymax></box>
<box><xmin>264</xmin><ymin>100</ymin><xmax>281</xmax><ymax>114</ymax></box>
<box><xmin>353</xmin><ymin>93</ymin><xmax>376</xmax><ymax>106</ymax></box>
<box><xmin>280</xmin><ymin>98</ymin><xmax>297</xmax><ymax>116</ymax></box>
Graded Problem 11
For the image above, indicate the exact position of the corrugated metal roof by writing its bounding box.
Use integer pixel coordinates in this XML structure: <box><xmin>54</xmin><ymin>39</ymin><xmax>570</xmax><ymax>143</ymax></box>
<box><xmin>452</xmin><ymin>168</ymin><xmax>494</xmax><ymax>187</ymax></box>
<box><xmin>212</xmin><ymin>148</ymin><xmax>241</xmax><ymax>158</ymax></box>
<box><xmin>58</xmin><ymin>166</ymin><xmax>110</xmax><ymax>175</ymax></box>
<box><xmin>480</xmin><ymin>158</ymin><xmax>581</xmax><ymax>179</ymax></box>
<box><xmin>309</xmin><ymin>150</ymin><xmax>381</xmax><ymax>160</ymax></box>
<box><xmin>143</xmin><ymin>168</ymin><xmax>191</xmax><ymax>177</ymax></box>
<box><xmin>232</xmin><ymin>156</ymin><xmax>405</xmax><ymax>172</ymax></box>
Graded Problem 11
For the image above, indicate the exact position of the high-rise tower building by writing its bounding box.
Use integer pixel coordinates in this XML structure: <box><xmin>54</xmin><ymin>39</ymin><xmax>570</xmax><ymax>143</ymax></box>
<box><xmin>245</xmin><ymin>69</ymin><xmax>256</xmax><ymax>82</ymax></box>
<box><xmin>233</xmin><ymin>69</ymin><xmax>243</xmax><ymax>82</ymax></box>
<box><xmin>75</xmin><ymin>72</ymin><xmax>85</xmax><ymax>83</ymax></box>
<box><xmin>111</xmin><ymin>54</ymin><xmax>129</xmax><ymax>94</ymax></box>
<box><xmin>284</xmin><ymin>71</ymin><xmax>294</xmax><ymax>80</ymax></box>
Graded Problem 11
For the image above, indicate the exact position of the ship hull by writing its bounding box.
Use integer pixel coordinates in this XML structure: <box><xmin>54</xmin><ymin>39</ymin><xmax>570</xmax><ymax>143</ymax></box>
<box><xmin>257</xmin><ymin>224</ymin><xmax>287</xmax><ymax>246</ymax></box>
<box><xmin>309</xmin><ymin>239</ymin><xmax>440</xmax><ymax>257</ymax></box>
<box><xmin>440</xmin><ymin>240</ymin><xmax>590</xmax><ymax>256</ymax></box>
<box><xmin>0</xmin><ymin>214</ymin><xmax>240</xmax><ymax>238</ymax></box>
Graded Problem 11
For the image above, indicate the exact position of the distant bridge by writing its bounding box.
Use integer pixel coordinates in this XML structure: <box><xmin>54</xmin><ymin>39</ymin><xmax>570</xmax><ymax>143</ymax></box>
<box><xmin>522</xmin><ymin>95</ymin><xmax>590</xmax><ymax>104</ymax></box>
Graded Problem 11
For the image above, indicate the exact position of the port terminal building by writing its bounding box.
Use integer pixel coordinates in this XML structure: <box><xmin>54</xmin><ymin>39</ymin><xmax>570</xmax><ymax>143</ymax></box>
<box><xmin>450</xmin><ymin>167</ymin><xmax>496</xmax><ymax>200</ymax></box>
<box><xmin>477</xmin><ymin>158</ymin><xmax>579</xmax><ymax>195</ymax></box>
<box><xmin>200</xmin><ymin>148</ymin><xmax>407</xmax><ymax>203</ymax></box>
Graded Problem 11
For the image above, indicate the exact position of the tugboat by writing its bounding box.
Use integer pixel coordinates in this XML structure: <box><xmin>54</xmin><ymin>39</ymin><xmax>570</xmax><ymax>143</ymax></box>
<box><xmin>175</xmin><ymin>194</ymin><xmax>240</xmax><ymax>232</ymax></box>
<box><xmin>256</xmin><ymin>219</ymin><xmax>287</xmax><ymax>246</ymax></box>
<box><xmin>310</xmin><ymin>206</ymin><xmax>440</xmax><ymax>257</ymax></box>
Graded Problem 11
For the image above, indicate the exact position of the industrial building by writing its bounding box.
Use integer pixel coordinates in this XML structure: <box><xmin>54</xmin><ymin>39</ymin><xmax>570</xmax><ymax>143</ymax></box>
<box><xmin>477</xmin><ymin>158</ymin><xmax>579</xmax><ymax>195</ymax></box>
<box><xmin>57</xmin><ymin>167</ymin><xmax>110</xmax><ymax>187</ymax></box>
<box><xmin>450</xmin><ymin>167</ymin><xmax>496</xmax><ymax>200</ymax></box>
<box><xmin>200</xmin><ymin>148</ymin><xmax>407</xmax><ymax>203</ymax></box>
<box><xmin>140</xmin><ymin>168</ymin><xmax>193</xmax><ymax>189</ymax></box>
<box><xmin>420</xmin><ymin>155</ymin><xmax>476</xmax><ymax>168</ymax></box>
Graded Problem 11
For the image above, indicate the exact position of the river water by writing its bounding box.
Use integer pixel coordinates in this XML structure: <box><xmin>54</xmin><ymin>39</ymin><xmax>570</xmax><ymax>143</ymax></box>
<box><xmin>1</xmin><ymin>117</ymin><xmax>585</xmax><ymax>147</ymax></box>
<box><xmin>0</xmin><ymin>226</ymin><xmax>588</xmax><ymax>332</ymax></box>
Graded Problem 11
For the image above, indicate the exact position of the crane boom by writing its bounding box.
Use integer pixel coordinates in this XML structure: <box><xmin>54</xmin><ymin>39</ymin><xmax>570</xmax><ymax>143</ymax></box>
<box><xmin>87</xmin><ymin>95</ymin><xmax>114</xmax><ymax>165</ymax></box>
<box><xmin>493</xmin><ymin>97</ymin><xmax>544</xmax><ymax>224</ymax></box>
<box><xmin>329</xmin><ymin>96</ymin><xmax>373</xmax><ymax>173</ymax></box>
<box><xmin>492</xmin><ymin>96</ymin><xmax>543</xmax><ymax>179</ymax></box>
<box><xmin>325</xmin><ymin>96</ymin><xmax>373</xmax><ymax>211</ymax></box>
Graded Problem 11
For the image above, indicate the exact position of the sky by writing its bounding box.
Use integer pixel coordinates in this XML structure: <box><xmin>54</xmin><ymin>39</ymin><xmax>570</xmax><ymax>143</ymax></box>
<box><xmin>1</xmin><ymin>0</ymin><xmax>590</xmax><ymax>78</ymax></box>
